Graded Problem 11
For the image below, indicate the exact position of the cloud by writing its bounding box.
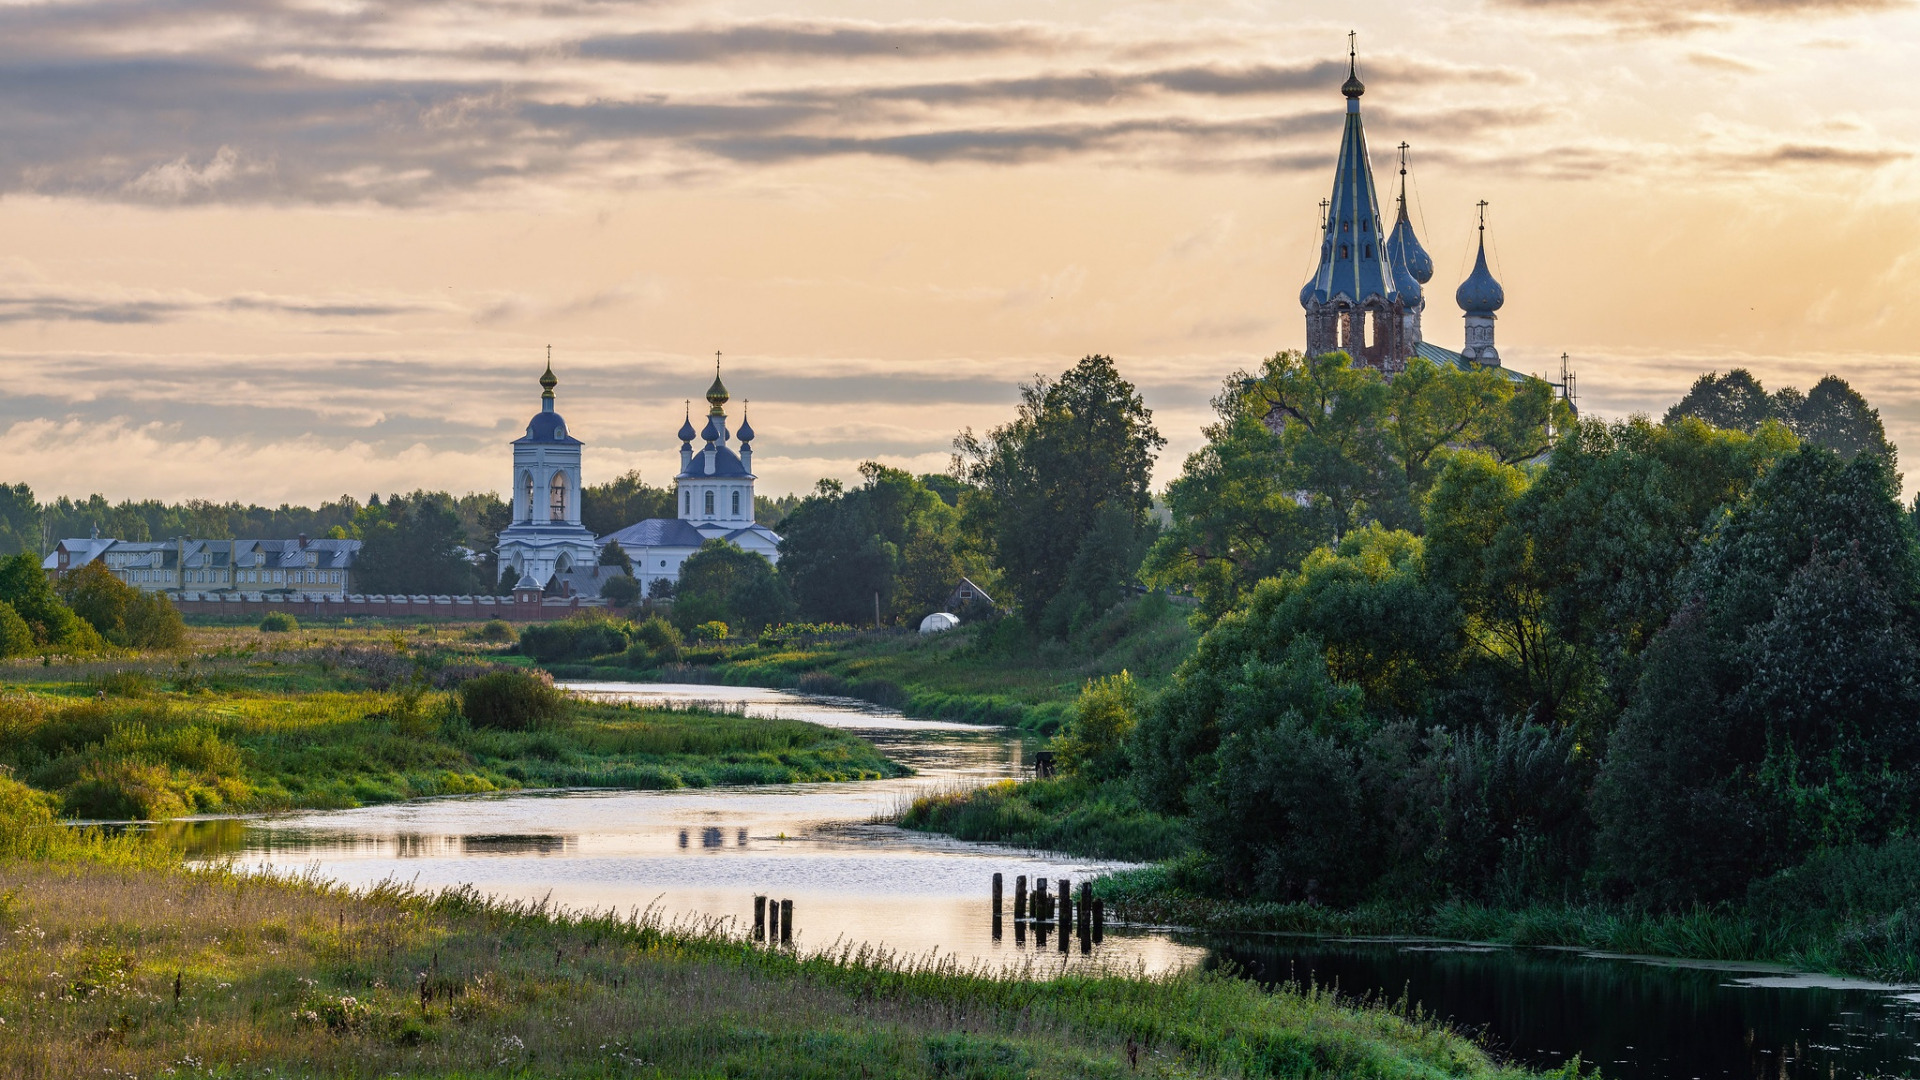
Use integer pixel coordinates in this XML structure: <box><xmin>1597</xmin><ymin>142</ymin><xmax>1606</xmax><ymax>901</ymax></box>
<box><xmin>0</xmin><ymin>287</ymin><xmax>437</xmax><ymax>325</ymax></box>
<box><xmin>1498</xmin><ymin>0</ymin><xmax>1907</xmax><ymax>34</ymax></box>
<box><xmin>1686</xmin><ymin>51</ymin><xmax>1769</xmax><ymax>73</ymax></box>
<box><xmin>574</xmin><ymin>21</ymin><xmax>1065</xmax><ymax>64</ymax></box>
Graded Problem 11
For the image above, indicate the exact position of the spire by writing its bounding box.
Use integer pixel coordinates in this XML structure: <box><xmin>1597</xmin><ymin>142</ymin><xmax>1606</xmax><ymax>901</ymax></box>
<box><xmin>1300</xmin><ymin>34</ymin><xmax>1401</xmax><ymax>314</ymax></box>
<box><xmin>706</xmin><ymin>350</ymin><xmax>729</xmax><ymax>415</ymax></box>
<box><xmin>1341</xmin><ymin>31</ymin><xmax>1364</xmax><ymax>101</ymax></box>
<box><xmin>539</xmin><ymin>345</ymin><xmax>557</xmax><ymax>413</ymax></box>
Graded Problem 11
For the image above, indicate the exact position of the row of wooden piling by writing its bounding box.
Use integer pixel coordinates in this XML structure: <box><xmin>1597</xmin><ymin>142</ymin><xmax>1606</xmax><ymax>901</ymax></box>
<box><xmin>990</xmin><ymin>872</ymin><xmax>1103</xmax><ymax>952</ymax></box>
<box><xmin>752</xmin><ymin>896</ymin><xmax>793</xmax><ymax>943</ymax></box>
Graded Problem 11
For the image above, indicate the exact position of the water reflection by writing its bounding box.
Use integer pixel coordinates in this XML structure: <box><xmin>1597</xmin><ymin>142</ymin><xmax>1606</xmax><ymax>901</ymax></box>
<box><xmin>1207</xmin><ymin>935</ymin><xmax>1920</xmax><ymax>1080</ymax></box>
<box><xmin>173</xmin><ymin>682</ymin><xmax>1920</xmax><ymax>1080</ymax></box>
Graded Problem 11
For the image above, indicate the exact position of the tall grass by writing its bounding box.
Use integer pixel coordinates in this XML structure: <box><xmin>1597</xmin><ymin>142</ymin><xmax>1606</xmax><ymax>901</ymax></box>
<box><xmin>0</xmin><ymin>850</ymin><xmax>1572</xmax><ymax>1080</ymax></box>
<box><xmin>899</xmin><ymin>777</ymin><xmax>1190</xmax><ymax>862</ymax></box>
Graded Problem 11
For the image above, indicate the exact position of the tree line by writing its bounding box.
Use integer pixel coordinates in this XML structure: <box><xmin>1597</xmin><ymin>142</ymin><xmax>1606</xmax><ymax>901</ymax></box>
<box><xmin>1046</xmin><ymin>353</ymin><xmax>1911</xmax><ymax>913</ymax></box>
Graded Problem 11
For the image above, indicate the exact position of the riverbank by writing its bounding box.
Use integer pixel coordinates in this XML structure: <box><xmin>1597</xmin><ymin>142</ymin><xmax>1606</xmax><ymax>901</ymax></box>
<box><xmin>0</xmin><ymin>790</ymin><xmax>1565</xmax><ymax>1080</ymax></box>
<box><xmin>540</xmin><ymin>594</ymin><xmax>1198</xmax><ymax>735</ymax></box>
<box><xmin>898</xmin><ymin>779</ymin><xmax>1920</xmax><ymax>983</ymax></box>
<box><xmin>0</xmin><ymin>644</ymin><xmax>901</xmax><ymax>819</ymax></box>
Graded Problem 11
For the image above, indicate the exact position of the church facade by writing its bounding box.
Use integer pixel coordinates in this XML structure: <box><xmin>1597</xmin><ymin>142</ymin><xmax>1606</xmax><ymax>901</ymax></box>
<box><xmin>495</xmin><ymin>361</ymin><xmax>603</xmax><ymax>593</ymax></box>
<box><xmin>597</xmin><ymin>363</ymin><xmax>782</xmax><ymax>595</ymax></box>
<box><xmin>1298</xmin><ymin>46</ymin><xmax>1546</xmax><ymax>390</ymax></box>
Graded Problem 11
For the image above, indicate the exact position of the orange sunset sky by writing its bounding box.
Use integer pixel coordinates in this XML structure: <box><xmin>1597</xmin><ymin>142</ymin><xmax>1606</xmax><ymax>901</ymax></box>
<box><xmin>2</xmin><ymin>0</ymin><xmax>1916</xmax><ymax>505</ymax></box>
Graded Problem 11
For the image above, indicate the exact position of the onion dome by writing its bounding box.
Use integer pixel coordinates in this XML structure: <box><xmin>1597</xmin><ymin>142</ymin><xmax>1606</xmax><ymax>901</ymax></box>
<box><xmin>705</xmin><ymin>362</ymin><xmax>729</xmax><ymax>414</ymax></box>
<box><xmin>539</xmin><ymin>360</ymin><xmax>557</xmax><ymax>399</ymax></box>
<box><xmin>1387</xmin><ymin>206</ymin><xmax>1432</xmax><ymax>286</ymax></box>
<box><xmin>1341</xmin><ymin>32</ymin><xmax>1364</xmax><ymax>98</ymax></box>
<box><xmin>700</xmin><ymin>416</ymin><xmax>720</xmax><ymax>443</ymax></box>
<box><xmin>1456</xmin><ymin>231</ymin><xmax>1505</xmax><ymax>315</ymax></box>
<box><xmin>1299</xmin><ymin>278</ymin><xmax>1319</xmax><ymax>309</ymax></box>
<box><xmin>738</xmin><ymin>407</ymin><xmax>755</xmax><ymax>443</ymax></box>
<box><xmin>1393</xmin><ymin>258</ymin><xmax>1423</xmax><ymax>305</ymax></box>
<box><xmin>677</xmin><ymin>403</ymin><xmax>696</xmax><ymax>444</ymax></box>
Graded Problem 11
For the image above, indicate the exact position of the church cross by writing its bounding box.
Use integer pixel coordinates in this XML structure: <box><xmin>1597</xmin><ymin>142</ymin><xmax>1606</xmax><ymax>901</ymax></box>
<box><xmin>1477</xmin><ymin>200</ymin><xmax>1489</xmax><ymax>231</ymax></box>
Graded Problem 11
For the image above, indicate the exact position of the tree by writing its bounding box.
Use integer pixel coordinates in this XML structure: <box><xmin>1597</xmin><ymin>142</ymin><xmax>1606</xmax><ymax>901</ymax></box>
<box><xmin>582</xmin><ymin>471</ymin><xmax>676</xmax><ymax>537</ymax></box>
<box><xmin>674</xmin><ymin>539</ymin><xmax>791</xmax><ymax>635</ymax></box>
<box><xmin>0</xmin><ymin>553</ymin><xmax>102</xmax><ymax>652</ymax></box>
<box><xmin>600</xmin><ymin>541</ymin><xmax>633</xmax><ymax>574</ymax></box>
<box><xmin>777</xmin><ymin>466</ymin><xmax>981</xmax><ymax>625</ymax></box>
<box><xmin>1592</xmin><ymin>447</ymin><xmax>1920</xmax><ymax>904</ymax></box>
<box><xmin>353</xmin><ymin>492</ymin><xmax>478</xmax><ymax>594</ymax></box>
<box><xmin>1667</xmin><ymin>369</ymin><xmax>1894</xmax><ymax>464</ymax></box>
<box><xmin>55</xmin><ymin>563</ymin><xmax>186</xmax><ymax>649</ymax></box>
<box><xmin>0</xmin><ymin>483</ymin><xmax>38</xmax><ymax>556</ymax></box>
<box><xmin>955</xmin><ymin>355</ymin><xmax>1164</xmax><ymax>634</ymax></box>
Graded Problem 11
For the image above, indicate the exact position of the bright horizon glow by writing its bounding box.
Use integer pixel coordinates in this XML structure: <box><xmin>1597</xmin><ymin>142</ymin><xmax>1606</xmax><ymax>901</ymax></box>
<box><xmin>3</xmin><ymin>0</ymin><xmax>1918</xmax><ymax>509</ymax></box>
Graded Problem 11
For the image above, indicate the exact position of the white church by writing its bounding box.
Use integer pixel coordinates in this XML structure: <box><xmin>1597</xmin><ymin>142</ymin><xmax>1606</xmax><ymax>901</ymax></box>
<box><xmin>495</xmin><ymin>357</ymin><xmax>781</xmax><ymax>598</ymax></box>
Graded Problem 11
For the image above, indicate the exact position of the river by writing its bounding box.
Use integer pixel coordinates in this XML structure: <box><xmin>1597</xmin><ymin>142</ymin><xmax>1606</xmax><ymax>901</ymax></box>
<box><xmin>175</xmin><ymin>682</ymin><xmax>1920</xmax><ymax>1080</ymax></box>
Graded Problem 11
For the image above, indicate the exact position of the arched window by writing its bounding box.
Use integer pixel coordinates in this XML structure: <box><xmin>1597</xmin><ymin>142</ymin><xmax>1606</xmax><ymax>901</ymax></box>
<box><xmin>703</xmin><ymin>490</ymin><xmax>715</xmax><ymax>515</ymax></box>
<box><xmin>1364</xmin><ymin>244</ymin><xmax>1373</xmax><ymax>259</ymax></box>
<box><xmin>549</xmin><ymin>473</ymin><xmax>567</xmax><ymax>521</ymax></box>
<box><xmin>684</xmin><ymin>489</ymin><xmax>691</xmax><ymax>515</ymax></box>
<box><xmin>731</xmin><ymin>490</ymin><xmax>740</xmax><ymax>516</ymax></box>
<box><xmin>1339</xmin><ymin>244</ymin><xmax>1349</xmax><ymax>259</ymax></box>
<box><xmin>523</xmin><ymin>471</ymin><xmax>535</xmax><ymax>522</ymax></box>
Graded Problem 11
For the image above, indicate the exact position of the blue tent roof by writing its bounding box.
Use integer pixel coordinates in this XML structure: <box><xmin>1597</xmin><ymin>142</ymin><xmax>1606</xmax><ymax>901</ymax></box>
<box><xmin>515</xmin><ymin>410</ymin><xmax>581</xmax><ymax>445</ymax></box>
<box><xmin>1299</xmin><ymin>65</ymin><xmax>1402</xmax><ymax>310</ymax></box>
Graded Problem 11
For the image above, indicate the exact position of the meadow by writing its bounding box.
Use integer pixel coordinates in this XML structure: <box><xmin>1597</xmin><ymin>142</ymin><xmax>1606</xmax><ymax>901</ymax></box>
<box><xmin>0</xmin><ymin>781</ymin><xmax>1573</xmax><ymax>1080</ymax></box>
<box><xmin>0</xmin><ymin>622</ymin><xmax>900</xmax><ymax>820</ymax></box>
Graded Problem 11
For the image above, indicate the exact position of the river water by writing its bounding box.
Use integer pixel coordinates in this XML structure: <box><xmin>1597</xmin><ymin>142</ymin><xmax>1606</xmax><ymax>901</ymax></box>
<box><xmin>176</xmin><ymin>682</ymin><xmax>1920</xmax><ymax>1080</ymax></box>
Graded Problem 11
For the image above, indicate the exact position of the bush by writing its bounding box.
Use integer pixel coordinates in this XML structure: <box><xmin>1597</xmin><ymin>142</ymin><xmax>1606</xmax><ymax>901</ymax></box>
<box><xmin>623</xmin><ymin>615</ymin><xmax>683</xmax><ymax>668</ymax></box>
<box><xmin>259</xmin><ymin>612</ymin><xmax>298</xmax><ymax>632</ymax></box>
<box><xmin>476</xmin><ymin>619</ymin><xmax>517</xmax><ymax>644</ymax></box>
<box><xmin>692</xmin><ymin>621</ymin><xmax>729</xmax><ymax>642</ymax></box>
<box><xmin>517</xmin><ymin>615</ymin><xmax>631</xmax><ymax>662</ymax></box>
<box><xmin>0</xmin><ymin>600</ymin><xmax>31</xmax><ymax>658</ymax></box>
<box><xmin>458</xmin><ymin>669</ymin><xmax>570</xmax><ymax>731</ymax></box>
<box><xmin>56</xmin><ymin>564</ymin><xmax>186</xmax><ymax>649</ymax></box>
<box><xmin>601</xmin><ymin>574</ymin><xmax>640</xmax><ymax>606</ymax></box>
<box><xmin>1052</xmin><ymin>671</ymin><xmax>1139</xmax><ymax>780</ymax></box>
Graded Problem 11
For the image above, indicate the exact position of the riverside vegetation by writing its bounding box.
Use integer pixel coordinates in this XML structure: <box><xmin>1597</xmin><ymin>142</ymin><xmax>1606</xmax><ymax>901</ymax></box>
<box><xmin>899</xmin><ymin>359</ymin><xmax>1920</xmax><ymax>982</ymax></box>
<box><xmin>0</xmin><ymin>783</ymin><xmax>1576</xmax><ymax>1080</ymax></box>
<box><xmin>0</xmin><ymin>624</ymin><xmax>901</xmax><ymax>820</ymax></box>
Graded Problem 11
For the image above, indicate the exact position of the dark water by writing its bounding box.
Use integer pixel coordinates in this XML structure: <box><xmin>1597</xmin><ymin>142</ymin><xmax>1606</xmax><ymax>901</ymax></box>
<box><xmin>1207</xmin><ymin>936</ymin><xmax>1920</xmax><ymax>1079</ymax></box>
<box><xmin>166</xmin><ymin>682</ymin><xmax>1920</xmax><ymax>1080</ymax></box>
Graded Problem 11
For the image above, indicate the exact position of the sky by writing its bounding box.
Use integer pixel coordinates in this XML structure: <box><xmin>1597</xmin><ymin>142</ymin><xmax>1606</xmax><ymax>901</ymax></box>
<box><xmin>3</xmin><ymin>0</ymin><xmax>1918</xmax><ymax>509</ymax></box>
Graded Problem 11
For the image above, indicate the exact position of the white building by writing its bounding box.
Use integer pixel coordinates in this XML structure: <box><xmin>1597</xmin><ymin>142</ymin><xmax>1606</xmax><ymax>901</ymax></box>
<box><xmin>598</xmin><ymin>362</ymin><xmax>781</xmax><ymax>594</ymax></box>
<box><xmin>496</xmin><ymin>361</ymin><xmax>601</xmax><ymax>592</ymax></box>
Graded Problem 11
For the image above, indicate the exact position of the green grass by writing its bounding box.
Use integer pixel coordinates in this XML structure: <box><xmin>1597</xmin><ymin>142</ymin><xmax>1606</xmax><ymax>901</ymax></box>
<box><xmin>0</xmin><ymin>848</ymin><xmax>1573</xmax><ymax>1078</ymax></box>
<box><xmin>899</xmin><ymin>778</ymin><xmax>1189</xmax><ymax>863</ymax></box>
<box><xmin>581</xmin><ymin>595</ymin><xmax>1201</xmax><ymax>735</ymax></box>
<box><xmin>0</xmin><ymin>649</ymin><xmax>903</xmax><ymax>820</ymax></box>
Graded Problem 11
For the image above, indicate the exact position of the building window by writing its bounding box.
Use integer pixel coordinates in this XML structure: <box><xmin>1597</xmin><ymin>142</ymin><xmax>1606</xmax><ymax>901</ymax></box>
<box><xmin>704</xmin><ymin>490</ymin><xmax>715</xmax><ymax>515</ymax></box>
<box><xmin>731</xmin><ymin>491</ymin><xmax>740</xmax><ymax>515</ymax></box>
<box><xmin>1365</xmin><ymin>244</ymin><xmax>1373</xmax><ymax>258</ymax></box>
<box><xmin>1339</xmin><ymin>244</ymin><xmax>1349</xmax><ymax>259</ymax></box>
<box><xmin>684</xmin><ymin>490</ymin><xmax>691</xmax><ymax>514</ymax></box>
<box><xmin>550</xmin><ymin>472</ymin><xmax>567</xmax><ymax>521</ymax></box>
<box><xmin>524</xmin><ymin>471</ymin><xmax>535</xmax><ymax>522</ymax></box>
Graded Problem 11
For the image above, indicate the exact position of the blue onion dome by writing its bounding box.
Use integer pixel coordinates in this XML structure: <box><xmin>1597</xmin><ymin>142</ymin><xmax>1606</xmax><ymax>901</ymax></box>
<box><xmin>1456</xmin><ymin>236</ymin><xmax>1505</xmax><ymax>314</ymax></box>
<box><xmin>1387</xmin><ymin>208</ymin><xmax>1433</xmax><ymax>285</ymax></box>
<box><xmin>677</xmin><ymin>407</ymin><xmax>696</xmax><ymax>444</ymax></box>
<box><xmin>700</xmin><ymin>416</ymin><xmax>720</xmax><ymax>443</ymax></box>
<box><xmin>738</xmin><ymin>411</ymin><xmax>755</xmax><ymax>443</ymax></box>
<box><xmin>1393</xmin><ymin>258</ymin><xmax>1422</xmax><ymax>305</ymax></box>
<box><xmin>1299</xmin><ymin>278</ymin><xmax>1320</xmax><ymax>309</ymax></box>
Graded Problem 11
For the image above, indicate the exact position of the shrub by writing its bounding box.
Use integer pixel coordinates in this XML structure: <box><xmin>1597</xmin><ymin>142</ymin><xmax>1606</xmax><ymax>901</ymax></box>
<box><xmin>0</xmin><ymin>601</ymin><xmax>32</xmax><ymax>658</ymax></box>
<box><xmin>600</xmin><ymin>574</ymin><xmax>640</xmax><ymax>606</ymax></box>
<box><xmin>692</xmin><ymin>621</ymin><xmax>729</xmax><ymax>642</ymax></box>
<box><xmin>56</xmin><ymin>564</ymin><xmax>186</xmax><ymax>649</ymax></box>
<box><xmin>458</xmin><ymin>669</ymin><xmax>570</xmax><ymax>731</ymax></box>
<box><xmin>476</xmin><ymin>619</ymin><xmax>517</xmax><ymax>644</ymax></box>
<box><xmin>623</xmin><ymin>615</ymin><xmax>683</xmax><ymax>668</ymax></box>
<box><xmin>259</xmin><ymin>612</ymin><xmax>298</xmax><ymax>632</ymax></box>
<box><xmin>1052</xmin><ymin>670</ymin><xmax>1139</xmax><ymax>780</ymax></box>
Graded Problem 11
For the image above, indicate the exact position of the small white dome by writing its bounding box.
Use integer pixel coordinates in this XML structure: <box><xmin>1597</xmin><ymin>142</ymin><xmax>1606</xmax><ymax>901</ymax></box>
<box><xmin>918</xmin><ymin>612</ymin><xmax>960</xmax><ymax>634</ymax></box>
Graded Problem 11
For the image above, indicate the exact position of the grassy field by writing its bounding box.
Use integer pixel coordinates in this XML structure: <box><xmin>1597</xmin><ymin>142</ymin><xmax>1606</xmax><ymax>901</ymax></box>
<box><xmin>608</xmin><ymin>595</ymin><xmax>1201</xmax><ymax>735</ymax></box>
<box><xmin>0</xmin><ymin>626</ymin><xmax>901</xmax><ymax>820</ymax></box>
<box><xmin>0</xmin><ymin>803</ymin><xmax>1571</xmax><ymax>1080</ymax></box>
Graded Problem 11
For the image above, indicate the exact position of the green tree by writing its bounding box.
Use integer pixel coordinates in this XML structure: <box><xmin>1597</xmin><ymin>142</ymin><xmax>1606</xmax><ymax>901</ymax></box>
<box><xmin>1053</xmin><ymin>671</ymin><xmax>1141</xmax><ymax>781</ymax></box>
<box><xmin>582</xmin><ymin>471</ymin><xmax>676</xmax><ymax>536</ymax></box>
<box><xmin>0</xmin><ymin>554</ymin><xmax>102</xmax><ymax>652</ymax></box>
<box><xmin>1667</xmin><ymin>369</ymin><xmax>1893</xmax><ymax>463</ymax></box>
<box><xmin>778</xmin><ymin>466</ymin><xmax>979</xmax><ymax>625</ymax></box>
<box><xmin>955</xmin><ymin>355</ymin><xmax>1164</xmax><ymax>635</ymax></box>
<box><xmin>55</xmin><ymin>563</ymin><xmax>186</xmax><ymax>649</ymax></box>
<box><xmin>0</xmin><ymin>483</ymin><xmax>39</xmax><ymax>556</ymax></box>
<box><xmin>674</xmin><ymin>539</ymin><xmax>791</xmax><ymax>635</ymax></box>
<box><xmin>353</xmin><ymin>492</ymin><xmax>478</xmax><ymax>594</ymax></box>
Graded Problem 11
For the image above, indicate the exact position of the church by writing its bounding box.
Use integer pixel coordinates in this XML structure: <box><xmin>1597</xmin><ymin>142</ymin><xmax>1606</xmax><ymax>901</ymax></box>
<box><xmin>1298</xmin><ymin>42</ymin><xmax>1557</xmax><ymax>391</ymax></box>
<box><xmin>596</xmin><ymin>361</ymin><xmax>782</xmax><ymax>596</ymax></box>
<box><xmin>495</xmin><ymin>360</ymin><xmax>602</xmax><ymax>594</ymax></box>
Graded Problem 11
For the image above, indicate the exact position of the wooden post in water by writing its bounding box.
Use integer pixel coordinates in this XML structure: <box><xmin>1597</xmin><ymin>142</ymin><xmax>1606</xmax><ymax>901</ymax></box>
<box><xmin>1014</xmin><ymin>875</ymin><xmax>1027</xmax><ymax>920</ymax></box>
<box><xmin>753</xmin><ymin>895</ymin><xmax>767</xmax><ymax>941</ymax></box>
<box><xmin>767</xmin><ymin>897</ymin><xmax>780</xmax><ymax>941</ymax></box>
<box><xmin>779</xmin><ymin>899</ymin><xmax>793</xmax><ymax>943</ymax></box>
<box><xmin>991</xmin><ymin>872</ymin><xmax>1003</xmax><ymax>940</ymax></box>
<box><xmin>1079</xmin><ymin>882</ymin><xmax>1092</xmax><ymax>939</ymax></box>
<box><xmin>1034</xmin><ymin>878</ymin><xmax>1049</xmax><ymax>922</ymax></box>
<box><xmin>1058</xmin><ymin>880</ymin><xmax>1072</xmax><ymax>938</ymax></box>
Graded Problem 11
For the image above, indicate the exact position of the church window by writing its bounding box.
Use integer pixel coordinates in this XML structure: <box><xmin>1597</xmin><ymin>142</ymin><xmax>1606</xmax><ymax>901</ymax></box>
<box><xmin>704</xmin><ymin>490</ymin><xmax>715</xmax><ymax>515</ymax></box>
<box><xmin>685</xmin><ymin>489</ymin><xmax>692</xmax><ymax>514</ymax></box>
<box><xmin>1341</xmin><ymin>220</ymin><xmax>1350</xmax><ymax>232</ymax></box>
<box><xmin>523</xmin><ymin>472</ymin><xmax>535</xmax><ymax>522</ymax></box>
<box><xmin>1361</xmin><ymin>218</ymin><xmax>1369</xmax><ymax>230</ymax></box>
<box><xmin>550</xmin><ymin>473</ymin><xmax>567</xmax><ymax>520</ymax></box>
<box><xmin>1339</xmin><ymin>244</ymin><xmax>1349</xmax><ymax>259</ymax></box>
<box><xmin>731</xmin><ymin>491</ymin><xmax>740</xmax><ymax>515</ymax></box>
<box><xmin>1365</xmin><ymin>244</ymin><xmax>1373</xmax><ymax>258</ymax></box>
